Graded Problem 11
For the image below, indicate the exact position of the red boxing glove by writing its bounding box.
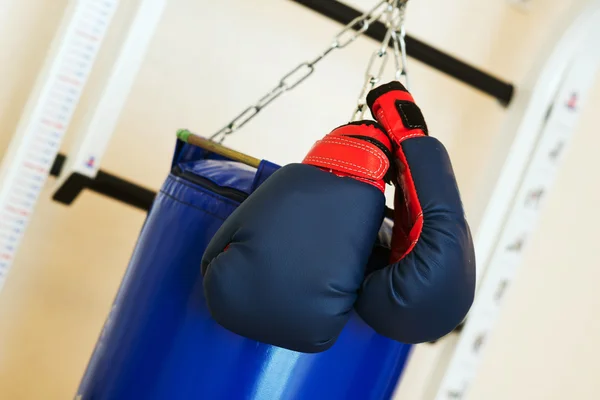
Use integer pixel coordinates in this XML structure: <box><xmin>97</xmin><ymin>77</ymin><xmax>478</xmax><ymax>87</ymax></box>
<box><xmin>302</xmin><ymin>121</ymin><xmax>393</xmax><ymax>193</ymax></box>
<box><xmin>366</xmin><ymin>81</ymin><xmax>428</xmax><ymax>261</ymax></box>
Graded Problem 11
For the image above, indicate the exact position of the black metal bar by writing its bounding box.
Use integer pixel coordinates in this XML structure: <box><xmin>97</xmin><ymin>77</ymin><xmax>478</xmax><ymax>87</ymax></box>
<box><xmin>290</xmin><ymin>0</ymin><xmax>515</xmax><ymax>106</ymax></box>
<box><xmin>51</xmin><ymin>153</ymin><xmax>156</xmax><ymax>211</ymax></box>
<box><xmin>90</xmin><ymin>171</ymin><xmax>156</xmax><ymax>210</ymax></box>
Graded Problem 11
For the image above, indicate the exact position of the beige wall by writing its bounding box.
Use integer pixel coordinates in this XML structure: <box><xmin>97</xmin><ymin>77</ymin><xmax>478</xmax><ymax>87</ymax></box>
<box><xmin>0</xmin><ymin>0</ymin><xmax>69</xmax><ymax>156</ymax></box>
<box><xmin>467</xmin><ymin>75</ymin><xmax>600</xmax><ymax>399</ymax></box>
<box><xmin>0</xmin><ymin>0</ymin><xmax>596</xmax><ymax>399</ymax></box>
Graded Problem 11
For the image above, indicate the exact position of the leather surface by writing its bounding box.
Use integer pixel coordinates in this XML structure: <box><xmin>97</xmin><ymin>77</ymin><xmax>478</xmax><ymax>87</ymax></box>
<box><xmin>355</xmin><ymin>136</ymin><xmax>476</xmax><ymax>343</ymax></box>
<box><xmin>368</xmin><ymin>82</ymin><xmax>427</xmax><ymax>260</ymax></box>
<box><xmin>302</xmin><ymin>122</ymin><xmax>392</xmax><ymax>193</ymax></box>
<box><xmin>369</xmin><ymin>88</ymin><xmax>427</xmax><ymax>144</ymax></box>
<box><xmin>304</xmin><ymin>136</ymin><xmax>388</xmax><ymax>180</ymax></box>
<box><xmin>356</xmin><ymin>81</ymin><xmax>475</xmax><ymax>344</ymax></box>
<box><xmin>202</xmin><ymin>163</ymin><xmax>386</xmax><ymax>353</ymax></box>
<box><xmin>76</xmin><ymin>146</ymin><xmax>412</xmax><ymax>399</ymax></box>
<box><xmin>390</xmin><ymin>145</ymin><xmax>424</xmax><ymax>261</ymax></box>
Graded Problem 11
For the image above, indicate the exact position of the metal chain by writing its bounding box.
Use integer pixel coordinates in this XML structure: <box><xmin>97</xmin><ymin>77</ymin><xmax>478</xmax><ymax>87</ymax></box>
<box><xmin>392</xmin><ymin>1</ymin><xmax>410</xmax><ymax>88</ymax></box>
<box><xmin>351</xmin><ymin>0</ymin><xmax>410</xmax><ymax>121</ymax></box>
<box><xmin>351</xmin><ymin>1</ymin><xmax>397</xmax><ymax>121</ymax></box>
<box><xmin>209</xmin><ymin>0</ymin><xmax>409</xmax><ymax>143</ymax></box>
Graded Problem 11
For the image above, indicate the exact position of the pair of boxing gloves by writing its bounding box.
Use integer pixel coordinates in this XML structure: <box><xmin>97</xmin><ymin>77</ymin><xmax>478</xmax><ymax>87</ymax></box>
<box><xmin>202</xmin><ymin>82</ymin><xmax>476</xmax><ymax>353</ymax></box>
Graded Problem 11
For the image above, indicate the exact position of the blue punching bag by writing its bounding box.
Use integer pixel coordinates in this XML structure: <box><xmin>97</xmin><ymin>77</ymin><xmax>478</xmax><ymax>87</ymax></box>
<box><xmin>76</xmin><ymin>139</ymin><xmax>413</xmax><ymax>400</ymax></box>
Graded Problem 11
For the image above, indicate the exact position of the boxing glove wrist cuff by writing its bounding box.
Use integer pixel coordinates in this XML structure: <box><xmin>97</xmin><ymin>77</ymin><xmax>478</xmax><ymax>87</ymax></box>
<box><xmin>302</xmin><ymin>122</ymin><xmax>393</xmax><ymax>193</ymax></box>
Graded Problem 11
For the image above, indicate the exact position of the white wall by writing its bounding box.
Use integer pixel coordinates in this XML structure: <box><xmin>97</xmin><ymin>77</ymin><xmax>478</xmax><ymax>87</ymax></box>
<box><xmin>0</xmin><ymin>0</ymin><xmax>597</xmax><ymax>399</ymax></box>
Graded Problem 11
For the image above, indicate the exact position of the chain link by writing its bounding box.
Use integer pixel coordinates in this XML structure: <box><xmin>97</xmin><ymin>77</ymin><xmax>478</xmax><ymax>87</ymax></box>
<box><xmin>351</xmin><ymin>1</ymin><xmax>397</xmax><ymax>121</ymax></box>
<box><xmin>351</xmin><ymin>0</ymin><xmax>410</xmax><ymax>121</ymax></box>
<box><xmin>209</xmin><ymin>0</ymin><xmax>409</xmax><ymax>143</ymax></box>
<box><xmin>332</xmin><ymin>0</ymin><xmax>390</xmax><ymax>49</ymax></box>
<box><xmin>392</xmin><ymin>1</ymin><xmax>410</xmax><ymax>89</ymax></box>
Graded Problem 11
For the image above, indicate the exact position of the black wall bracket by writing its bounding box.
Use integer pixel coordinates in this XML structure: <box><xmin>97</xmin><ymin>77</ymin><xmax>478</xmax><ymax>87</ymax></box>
<box><xmin>290</xmin><ymin>0</ymin><xmax>515</xmax><ymax>106</ymax></box>
<box><xmin>50</xmin><ymin>154</ymin><xmax>156</xmax><ymax>212</ymax></box>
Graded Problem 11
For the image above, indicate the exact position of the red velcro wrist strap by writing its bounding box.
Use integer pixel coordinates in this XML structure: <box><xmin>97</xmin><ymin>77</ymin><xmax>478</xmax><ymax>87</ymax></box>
<box><xmin>367</xmin><ymin>82</ymin><xmax>428</xmax><ymax>146</ymax></box>
<box><xmin>302</xmin><ymin>136</ymin><xmax>390</xmax><ymax>182</ymax></box>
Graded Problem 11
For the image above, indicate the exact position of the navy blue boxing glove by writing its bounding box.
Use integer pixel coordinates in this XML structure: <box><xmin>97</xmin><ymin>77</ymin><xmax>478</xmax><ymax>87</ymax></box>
<box><xmin>355</xmin><ymin>81</ymin><xmax>476</xmax><ymax>343</ymax></box>
<box><xmin>202</xmin><ymin>122</ymin><xmax>394</xmax><ymax>353</ymax></box>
